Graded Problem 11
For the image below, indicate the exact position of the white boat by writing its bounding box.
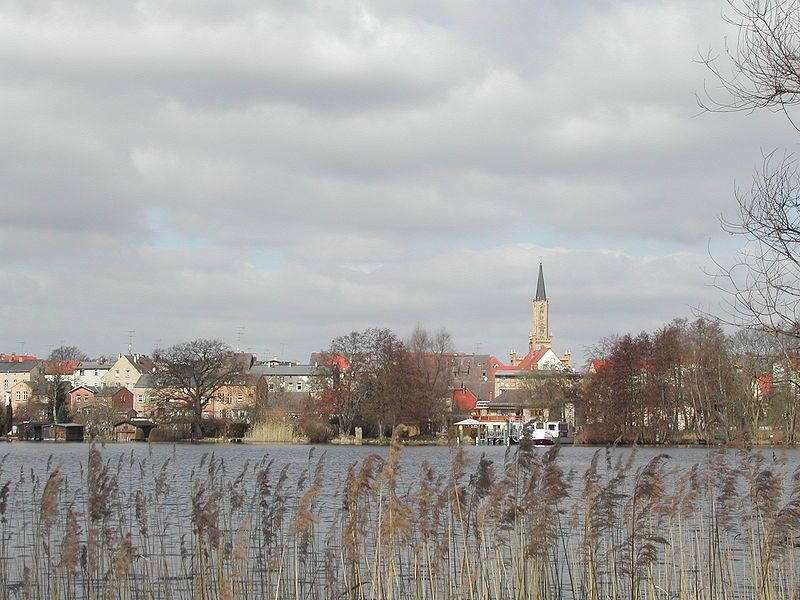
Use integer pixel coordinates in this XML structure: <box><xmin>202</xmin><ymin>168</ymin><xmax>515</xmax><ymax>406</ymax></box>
<box><xmin>520</xmin><ymin>421</ymin><xmax>575</xmax><ymax>446</ymax></box>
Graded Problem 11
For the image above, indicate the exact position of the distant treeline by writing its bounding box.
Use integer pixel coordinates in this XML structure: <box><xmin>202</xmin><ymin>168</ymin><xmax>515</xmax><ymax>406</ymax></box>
<box><xmin>583</xmin><ymin>317</ymin><xmax>798</xmax><ymax>445</ymax></box>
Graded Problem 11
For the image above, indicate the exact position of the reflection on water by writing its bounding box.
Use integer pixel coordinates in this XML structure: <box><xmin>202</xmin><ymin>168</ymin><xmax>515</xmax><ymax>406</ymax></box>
<box><xmin>0</xmin><ymin>442</ymin><xmax>796</xmax><ymax>599</ymax></box>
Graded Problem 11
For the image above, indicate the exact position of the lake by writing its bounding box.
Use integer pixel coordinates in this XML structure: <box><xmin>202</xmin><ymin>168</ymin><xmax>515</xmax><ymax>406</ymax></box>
<box><xmin>0</xmin><ymin>441</ymin><xmax>797</xmax><ymax>599</ymax></box>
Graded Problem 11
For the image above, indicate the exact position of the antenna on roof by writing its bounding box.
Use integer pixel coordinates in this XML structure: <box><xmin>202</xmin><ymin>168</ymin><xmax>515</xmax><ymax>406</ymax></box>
<box><xmin>236</xmin><ymin>326</ymin><xmax>245</xmax><ymax>352</ymax></box>
<box><xmin>127</xmin><ymin>330</ymin><xmax>135</xmax><ymax>354</ymax></box>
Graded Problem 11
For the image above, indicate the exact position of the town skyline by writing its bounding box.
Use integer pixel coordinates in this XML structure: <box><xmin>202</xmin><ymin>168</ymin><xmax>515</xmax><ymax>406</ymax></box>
<box><xmin>0</xmin><ymin>0</ymin><xmax>788</xmax><ymax>367</ymax></box>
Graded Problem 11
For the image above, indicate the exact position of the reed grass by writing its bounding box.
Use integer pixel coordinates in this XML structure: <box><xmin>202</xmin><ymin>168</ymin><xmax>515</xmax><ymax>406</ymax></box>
<box><xmin>1</xmin><ymin>439</ymin><xmax>800</xmax><ymax>599</ymax></box>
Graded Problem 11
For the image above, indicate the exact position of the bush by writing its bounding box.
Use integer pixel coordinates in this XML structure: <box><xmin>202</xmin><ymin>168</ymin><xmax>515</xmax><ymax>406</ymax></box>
<box><xmin>148</xmin><ymin>422</ymin><xmax>191</xmax><ymax>442</ymax></box>
<box><xmin>200</xmin><ymin>417</ymin><xmax>228</xmax><ymax>439</ymax></box>
<box><xmin>300</xmin><ymin>419</ymin><xmax>333</xmax><ymax>443</ymax></box>
<box><xmin>574</xmin><ymin>422</ymin><xmax>618</xmax><ymax>445</ymax></box>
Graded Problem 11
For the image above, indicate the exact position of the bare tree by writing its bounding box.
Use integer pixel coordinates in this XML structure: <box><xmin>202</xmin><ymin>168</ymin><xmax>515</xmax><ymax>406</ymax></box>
<box><xmin>702</xmin><ymin>1</ymin><xmax>800</xmax><ymax>338</ymax></box>
<box><xmin>680</xmin><ymin>319</ymin><xmax>738</xmax><ymax>442</ymax></box>
<box><xmin>48</xmin><ymin>345</ymin><xmax>89</xmax><ymax>362</ymax></box>
<box><xmin>700</xmin><ymin>0</ymin><xmax>800</xmax><ymax>116</ymax></box>
<box><xmin>73</xmin><ymin>404</ymin><xmax>124</xmax><ymax>439</ymax></box>
<box><xmin>406</xmin><ymin>325</ymin><xmax>455</xmax><ymax>430</ymax></box>
<box><xmin>319</xmin><ymin>328</ymin><xmax>401</xmax><ymax>437</ymax></box>
<box><xmin>710</xmin><ymin>154</ymin><xmax>800</xmax><ymax>339</ymax></box>
<box><xmin>151</xmin><ymin>339</ymin><xmax>243</xmax><ymax>440</ymax></box>
<box><xmin>316</xmin><ymin>326</ymin><xmax>454</xmax><ymax>438</ymax></box>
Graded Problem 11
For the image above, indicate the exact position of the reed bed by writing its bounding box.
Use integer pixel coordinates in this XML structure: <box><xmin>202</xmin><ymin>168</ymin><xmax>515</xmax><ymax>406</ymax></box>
<box><xmin>2</xmin><ymin>437</ymin><xmax>800</xmax><ymax>599</ymax></box>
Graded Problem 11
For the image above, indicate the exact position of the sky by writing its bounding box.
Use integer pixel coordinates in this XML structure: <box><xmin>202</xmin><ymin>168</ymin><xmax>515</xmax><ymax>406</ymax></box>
<box><xmin>0</xmin><ymin>0</ymin><xmax>796</xmax><ymax>367</ymax></box>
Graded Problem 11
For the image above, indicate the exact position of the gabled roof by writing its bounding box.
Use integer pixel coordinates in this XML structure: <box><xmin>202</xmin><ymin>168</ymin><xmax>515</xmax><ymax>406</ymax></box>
<box><xmin>488</xmin><ymin>348</ymin><xmax>553</xmax><ymax>374</ymax></box>
<box><xmin>44</xmin><ymin>360</ymin><xmax>81</xmax><ymax>376</ymax></box>
<box><xmin>453</xmin><ymin>388</ymin><xmax>478</xmax><ymax>411</ymax></box>
<box><xmin>95</xmin><ymin>386</ymin><xmax>130</xmax><ymax>398</ymax></box>
<box><xmin>134</xmin><ymin>374</ymin><xmax>154</xmax><ymax>388</ymax></box>
<box><xmin>123</xmin><ymin>355</ymin><xmax>155</xmax><ymax>374</ymax></box>
<box><xmin>77</xmin><ymin>361</ymin><xmax>112</xmax><ymax>371</ymax></box>
<box><xmin>69</xmin><ymin>384</ymin><xmax>99</xmax><ymax>394</ymax></box>
<box><xmin>0</xmin><ymin>360</ymin><xmax>43</xmax><ymax>374</ymax></box>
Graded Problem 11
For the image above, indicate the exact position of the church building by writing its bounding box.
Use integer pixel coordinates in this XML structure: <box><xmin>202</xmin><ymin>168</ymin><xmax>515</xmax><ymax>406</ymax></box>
<box><xmin>505</xmin><ymin>262</ymin><xmax>571</xmax><ymax>371</ymax></box>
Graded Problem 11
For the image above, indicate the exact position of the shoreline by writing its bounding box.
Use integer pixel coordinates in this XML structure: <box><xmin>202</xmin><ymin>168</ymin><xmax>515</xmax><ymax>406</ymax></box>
<box><xmin>5</xmin><ymin>436</ymin><xmax>799</xmax><ymax>449</ymax></box>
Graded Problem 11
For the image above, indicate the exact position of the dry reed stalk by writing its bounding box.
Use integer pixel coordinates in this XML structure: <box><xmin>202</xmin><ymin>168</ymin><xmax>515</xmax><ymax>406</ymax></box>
<box><xmin>7</xmin><ymin>442</ymin><xmax>800</xmax><ymax>599</ymax></box>
<box><xmin>292</xmin><ymin>451</ymin><xmax>324</xmax><ymax>600</ymax></box>
<box><xmin>341</xmin><ymin>453</ymin><xmax>381</xmax><ymax>597</ymax></box>
<box><xmin>620</xmin><ymin>453</ymin><xmax>670</xmax><ymax>599</ymax></box>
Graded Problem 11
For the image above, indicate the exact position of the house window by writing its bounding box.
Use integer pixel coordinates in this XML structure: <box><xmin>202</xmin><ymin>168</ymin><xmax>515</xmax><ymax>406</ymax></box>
<box><xmin>237</xmin><ymin>394</ymin><xmax>243</xmax><ymax>404</ymax></box>
<box><xmin>137</xmin><ymin>395</ymin><xmax>144</xmax><ymax>404</ymax></box>
<box><xmin>115</xmin><ymin>370</ymin><xmax>120</xmax><ymax>376</ymax></box>
<box><xmin>268</xmin><ymin>382</ymin><xmax>274</xmax><ymax>392</ymax></box>
<box><xmin>296</xmin><ymin>382</ymin><xmax>302</xmax><ymax>391</ymax></box>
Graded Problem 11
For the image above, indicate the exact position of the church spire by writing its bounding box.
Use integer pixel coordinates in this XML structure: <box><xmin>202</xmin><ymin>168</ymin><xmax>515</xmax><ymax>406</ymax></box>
<box><xmin>529</xmin><ymin>260</ymin><xmax>552</xmax><ymax>353</ymax></box>
<box><xmin>535</xmin><ymin>261</ymin><xmax>547</xmax><ymax>301</ymax></box>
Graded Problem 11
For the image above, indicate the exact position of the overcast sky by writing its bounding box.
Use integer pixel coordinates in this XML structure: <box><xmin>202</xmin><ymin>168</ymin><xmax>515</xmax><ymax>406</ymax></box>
<box><xmin>0</xmin><ymin>0</ymin><xmax>795</xmax><ymax>367</ymax></box>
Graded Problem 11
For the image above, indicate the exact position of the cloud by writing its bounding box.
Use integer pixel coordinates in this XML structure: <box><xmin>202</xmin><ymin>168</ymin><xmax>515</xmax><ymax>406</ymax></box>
<box><xmin>0</xmin><ymin>0</ymin><xmax>788</xmax><ymax>366</ymax></box>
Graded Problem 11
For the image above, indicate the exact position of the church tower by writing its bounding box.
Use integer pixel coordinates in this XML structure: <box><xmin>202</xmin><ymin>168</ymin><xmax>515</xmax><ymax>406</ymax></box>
<box><xmin>529</xmin><ymin>262</ymin><xmax>552</xmax><ymax>352</ymax></box>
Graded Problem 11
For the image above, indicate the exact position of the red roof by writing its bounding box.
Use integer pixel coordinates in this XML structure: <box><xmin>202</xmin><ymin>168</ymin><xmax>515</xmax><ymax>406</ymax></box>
<box><xmin>328</xmin><ymin>354</ymin><xmax>349</xmax><ymax>372</ymax></box>
<box><xmin>44</xmin><ymin>360</ymin><xmax>81</xmax><ymax>375</ymax></box>
<box><xmin>590</xmin><ymin>359</ymin><xmax>608</xmax><ymax>373</ymax></box>
<box><xmin>488</xmin><ymin>348</ymin><xmax>550</xmax><ymax>374</ymax></box>
<box><xmin>1</xmin><ymin>354</ymin><xmax>38</xmax><ymax>362</ymax></box>
<box><xmin>452</xmin><ymin>388</ymin><xmax>478</xmax><ymax>411</ymax></box>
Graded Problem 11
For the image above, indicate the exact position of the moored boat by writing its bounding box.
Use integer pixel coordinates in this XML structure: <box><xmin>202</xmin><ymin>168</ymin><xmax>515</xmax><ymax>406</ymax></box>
<box><xmin>519</xmin><ymin>420</ymin><xmax>575</xmax><ymax>446</ymax></box>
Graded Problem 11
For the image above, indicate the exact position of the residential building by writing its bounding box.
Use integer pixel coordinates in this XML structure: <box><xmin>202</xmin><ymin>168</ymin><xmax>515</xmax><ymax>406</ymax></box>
<box><xmin>202</xmin><ymin>374</ymin><xmax>267</xmax><ymax>421</ymax></box>
<box><xmin>73</xmin><ymin>361</ymin><xmax>113</xmax><ymax>388</ymax></box>
<box><xmin>133</xmin><ymin>374</ymin><xmax>157</xmax><ymax>417</ymax></box>
<box><xmin>492</xmin><ymin>348</ymin><xmax>567</xmax><ymax>396</ymax></box>
<box><xmin>9</xmin><ymin>380</ymin><xmax>50</xmax><ymax>420</ymax></box>
<box><xmin>103</xmin><ymin>354</ymin><xmax>155</xmax><ymax>390</ymax></box>
<box><xmin>43</xmin><ymin>360</ymin><xmax>81</xmax><ymax>386</ymax></box>
<box><xmin>250</xmin><ymin>363</ymin><xmax>328</xmax><ymax>414</ymax></box>
<box><xmin>69</xmin><ymin>385</ymin><xmax>134</xmax><ymax>412</ymax></box>
<box><xmin>449</xmin><ymin>353</ymin><xmax>495</xmax><ymax>412</ymax></box>
<box><xmin>0</xmin><ymin>360</ymin><xmax>45</xmax><ymax>394</ymax></box>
